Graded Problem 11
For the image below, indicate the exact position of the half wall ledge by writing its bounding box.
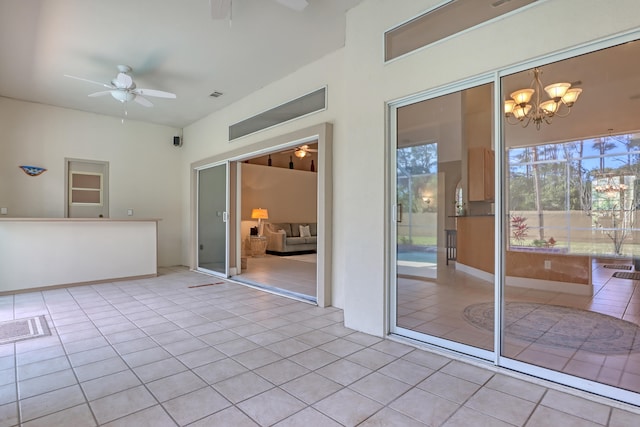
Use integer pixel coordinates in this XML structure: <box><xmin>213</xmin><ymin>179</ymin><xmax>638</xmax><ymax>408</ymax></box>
<box><xmin>0</xmin><ymin>218</ymin><xmax>159</xmax><ymax>293</ymax></box>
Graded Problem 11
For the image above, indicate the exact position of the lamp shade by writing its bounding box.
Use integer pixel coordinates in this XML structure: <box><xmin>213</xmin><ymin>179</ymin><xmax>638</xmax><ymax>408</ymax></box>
<box><xmin>544</xmin><ymin>82</ymin><xmax>571</xmax><ymax>100</ymax></box>
<box><xmin>561</xmin><ymin>88</ymin><xmax>582</xmax><ymax>106</ymax></box>
<box><xmin>504</xmin><ymin>99</ymin><xmax>516</xmax><ymax>115</ymax></box>
<box><xmin>251</xmin><ymin>208</ymin><xmax>269</xmax><ymax>220</ymax></box>
<box><xmin>539</xmin><ymin>100</ymin><xmax>559</xmax><ymax>115</ymax></box>
<box><xmin>512</xmin><ymin>104</ymin><xmax>531</xmax><ymax>119</ymax></box>
<box><xmin>510</xmin><ymin>88</ymin><xmax>534</xmax><ymax>105</ymax></box>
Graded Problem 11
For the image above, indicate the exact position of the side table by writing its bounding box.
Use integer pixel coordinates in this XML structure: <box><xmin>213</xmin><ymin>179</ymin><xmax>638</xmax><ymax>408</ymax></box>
<box><xmin>250</xmin><ymin>236</ymin><xmax>268</xmax><ymax>257</ymax></box>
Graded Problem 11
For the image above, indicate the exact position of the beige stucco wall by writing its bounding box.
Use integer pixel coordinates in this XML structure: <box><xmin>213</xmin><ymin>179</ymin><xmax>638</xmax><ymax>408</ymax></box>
<box><xmin>181</xmin><ymin>0</ymin><xmax>640</xmax><ymax>334</ymax></box>
<box><xmin>0</xmin><ymin>97</ymin><xmax>183</xmax><ymax>266</ymax></box>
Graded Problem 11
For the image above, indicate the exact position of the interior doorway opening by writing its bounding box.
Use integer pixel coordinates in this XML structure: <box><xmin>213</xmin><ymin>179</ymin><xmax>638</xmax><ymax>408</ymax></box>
<box><xmin>233</xmin><ymin>143</ymin><xmax>319</xmax><ymax>302</ymax></box>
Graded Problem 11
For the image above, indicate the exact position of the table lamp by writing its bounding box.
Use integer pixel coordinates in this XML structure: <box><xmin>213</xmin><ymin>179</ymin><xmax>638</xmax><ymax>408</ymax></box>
<box><xmin>251</xmin><ymin>208</ymin><xmax>269</xmax><ymax>235</ymax></box>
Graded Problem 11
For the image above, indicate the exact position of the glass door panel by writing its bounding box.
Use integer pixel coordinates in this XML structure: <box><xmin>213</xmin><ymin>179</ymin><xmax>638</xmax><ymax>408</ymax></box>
<box><xmin>393</xmin><ymin>83</ymin><xmax>495</xmax><ymax>355</ymax></box>
<box><xmin>198</xmin><ymin>163</ymin><xmax>228</xmax><ymax>276</ymax></box>
<box><xmin>501</xmin><ymin>40</ymin><xmax>640</xmax><ymax>396</ymax></box>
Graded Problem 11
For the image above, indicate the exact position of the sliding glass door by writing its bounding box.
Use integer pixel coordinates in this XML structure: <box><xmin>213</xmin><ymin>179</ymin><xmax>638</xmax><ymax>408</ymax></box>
<box><xmin>391</xmin><ymin>82</ymin><xmax>496</xmax><ymax>359</ymax></box>
<box><xmin>389</xmin><ymin>35</ymin><xmax>640</xmax><ymax>406</ymax></box>
<box><xmin>500</xmin><ymin>40</ymin><xmax>640</xmax><ymax>402</ymax></box>
<box><xmin>197</xmin><ymin>163</ymin><xmax>229</xmax><ymax>276</ymax></box>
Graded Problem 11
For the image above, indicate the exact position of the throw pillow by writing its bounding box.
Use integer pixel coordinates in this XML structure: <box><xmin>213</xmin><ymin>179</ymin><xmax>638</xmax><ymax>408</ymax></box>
<box><xmin>299</xmin><ymin>225</ymin><xmax>311</xmax><ymax>238</ymax></box>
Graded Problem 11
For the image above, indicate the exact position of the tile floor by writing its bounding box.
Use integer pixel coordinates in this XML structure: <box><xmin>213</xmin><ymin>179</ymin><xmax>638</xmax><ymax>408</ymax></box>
<box><xmin>397</xmin><ymin>260</ymin><xmax>640</xmax><ymax>395</ymax></box>
<box><xmin>234</xmin><ymin>255</ymin><xmax>316</xmax><ymax>299</ymax></box>
<box><xmin>0</xmin><ymin>267</ymin><xmax>638</xmax><ymax>426</ymax></box>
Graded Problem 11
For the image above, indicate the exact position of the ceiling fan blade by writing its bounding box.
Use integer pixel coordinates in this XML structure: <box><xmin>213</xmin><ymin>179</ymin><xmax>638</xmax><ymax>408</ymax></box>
<box><xmin>134</xmin><ymin>96</ymin><xmax>153</xmax><ymax>107</ymax></box>
<box><xmin>133</xmin><ymin>88</ymin><xmax>176</xmax><ymax>99</ymax></box>
<box><xmin>64</xmin><ymin>74</ymin><xmax>113</xmax><ymax>89</ymax></box>
<box><xmin>210</xmin><ymin>0</ymin><xmax>231</xmax><ymax>19</ymax></box>
<box><xmin>275</xmin><ymin>0</ymin><xmax>308</xmax><ymax>11</ymax></box>
<box><xmin>88</xmin><ymin>91</ymin><xmax>112</xmax><ymax>97</ymax></box>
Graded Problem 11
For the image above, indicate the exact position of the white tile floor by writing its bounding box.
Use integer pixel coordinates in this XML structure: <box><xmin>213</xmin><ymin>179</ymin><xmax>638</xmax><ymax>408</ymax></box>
<box><xmin>235</xmin><ymin>255</ymin><xmax>316</xmax><ymax>299</ymax></box>
<box><xmin>0</xmin><ymin>266</ymin><xmax>638</xmax><ymax>426</ymax></box>
<box><xmin>397</xmin><ymin>260</ymin><xmax>640</xmax><ymax>395</ymax></box>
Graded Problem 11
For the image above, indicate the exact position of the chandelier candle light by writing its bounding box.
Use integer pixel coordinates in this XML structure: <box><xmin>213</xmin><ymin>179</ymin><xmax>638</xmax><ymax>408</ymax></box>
<box><xmin>504</xmin><ymin>67</ymin><xmax>582</xmax><ymax>130</ymax></box>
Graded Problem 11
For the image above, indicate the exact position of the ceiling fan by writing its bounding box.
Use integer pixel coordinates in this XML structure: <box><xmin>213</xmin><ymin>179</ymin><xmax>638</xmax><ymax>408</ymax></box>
<box><xmin>291</xmin><ymin>144</ymin><xmax>317</xmax><ymax>158</ymax></box>
<box><xmin>210</xmin><ymin>0</ymin><xmax>309</xmax><ymax>19</ymax></box>
<box><xmin>64</xmin><ymin>65</ymin><xmax>176</xmax><ymax>107</ymax></box>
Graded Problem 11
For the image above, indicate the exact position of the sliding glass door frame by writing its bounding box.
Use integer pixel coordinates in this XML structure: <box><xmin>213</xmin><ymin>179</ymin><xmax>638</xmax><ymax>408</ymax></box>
<box><xmin>388</xmin><ymin>29</ymin><xmax>640</xmax><ymax>406</ymax></box>
<box><xmin>189</xmin><ymin>123</ymin><xmax>333</xmax><ymax>307</ymax></box>
<box><xmin>388</xmin><ymin>73</ymin><xmax>497</xmax><ymax>363</ymax></box>
<box><xmin>196</xmin><ymin>161</ymin><xmax>230</xmax><ymax>278</ymax></box>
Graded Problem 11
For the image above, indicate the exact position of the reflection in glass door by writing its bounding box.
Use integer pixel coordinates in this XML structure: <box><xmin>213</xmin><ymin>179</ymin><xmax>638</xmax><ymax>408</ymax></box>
<box><xmin>501</xmin><ymin>41</ymin><xmax>640</xmax><ymax>400</ymax></box>
<box><xmin>198</xmin><ymin>163</ymin><xmax>228</xmax><ymax>276</ymax></box>
<box><xmin>392</xmin><ymin>83</ymin><xmax>495</xmax><ymax>358</ymax></box>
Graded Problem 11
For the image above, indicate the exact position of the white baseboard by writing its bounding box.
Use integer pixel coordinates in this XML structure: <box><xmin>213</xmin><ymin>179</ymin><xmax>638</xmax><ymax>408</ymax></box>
<box><xmin>506</xmin><ymin>276</ymin><xmax>593</xmax><ymax>296</ymax></box>
<box><xmin>456</xmin><ymin>263</ymin><xmax>594</xmax><ymax>295</ymax></box>
<box><xmin>456</xmin><ymin>263</ymin><xmax>494</xmax><ymax>283</ymax></box>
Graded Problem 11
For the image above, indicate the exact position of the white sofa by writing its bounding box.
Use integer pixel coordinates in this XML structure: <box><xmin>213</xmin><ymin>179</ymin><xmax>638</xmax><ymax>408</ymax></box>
<box><xmin>263</xmin><ymin>222</ymin><xmax>317</xmax><ymax>255</ymax></box>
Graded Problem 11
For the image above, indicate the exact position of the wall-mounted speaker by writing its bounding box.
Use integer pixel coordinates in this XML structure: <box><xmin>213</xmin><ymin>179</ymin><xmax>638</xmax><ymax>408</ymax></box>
<box><xmin>173</xmin><ymin>136</ymin><xmax>182</xmax><ymax>147</ymax></box>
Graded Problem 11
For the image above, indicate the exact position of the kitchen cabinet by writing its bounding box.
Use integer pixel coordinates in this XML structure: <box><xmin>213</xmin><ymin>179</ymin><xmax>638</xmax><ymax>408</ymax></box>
<box><xmin>468</xmin><ymin>147</ymin><xmax>494</xmax><ymax>201</ymax></box>
<box><xmin>456</xmin><ymin>216</ymin><xmax>494</xmax><ymax>273</ymax></box>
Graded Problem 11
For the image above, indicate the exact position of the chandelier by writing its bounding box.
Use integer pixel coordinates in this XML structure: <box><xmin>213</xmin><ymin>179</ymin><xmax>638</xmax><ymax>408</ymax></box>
<box><xmin>504</xmin><ymin>67</ymin><xmax>582</xmax><ymax>130</ymax></box>
<box><xmin>593</xmin><ymin>174</ymin><xmax>628</xmax><ymax>195</ymax></box>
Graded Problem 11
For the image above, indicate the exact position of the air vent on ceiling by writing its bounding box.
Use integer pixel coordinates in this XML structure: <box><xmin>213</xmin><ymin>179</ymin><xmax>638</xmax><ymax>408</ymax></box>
<box><xmin>210</xmin><ymin>91</ymin><xmax>223</xmax><ymax>98</ymax></box>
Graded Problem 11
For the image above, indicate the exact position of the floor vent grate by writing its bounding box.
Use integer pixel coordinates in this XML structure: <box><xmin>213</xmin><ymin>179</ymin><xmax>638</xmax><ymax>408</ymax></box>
<box><xmin>188</xmin><ymin>282</ymin><xmax>224</xmax><ymax>288</ymax></box>
<box><xmin>613</xmin><ymin>272</ymin><xmax>640</xmax><ymax>280</ymax></box>
<box><xmin>604</xmin><ymin>264</ymin><xmax>633</xmax><ymax>270</ymax></box>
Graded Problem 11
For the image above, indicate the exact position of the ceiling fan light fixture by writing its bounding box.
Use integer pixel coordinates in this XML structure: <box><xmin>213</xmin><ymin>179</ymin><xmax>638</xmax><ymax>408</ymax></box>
<box><xmin>294</xmin><ymin>149</ymin><xmax>307</xmax><ymax>158</ymax></box>
<box><xmin>110</xmin><ymin>90</ymin><xmax>135</xmax><ymax>103</ymax></box>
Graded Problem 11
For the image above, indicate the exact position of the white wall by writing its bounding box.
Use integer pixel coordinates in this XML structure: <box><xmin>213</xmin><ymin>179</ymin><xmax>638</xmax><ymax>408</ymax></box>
<box><xmin>181</xmin><ymin>48</ymin><xmax>346</xmax><ymax>303</ymax></box>
<box><xmin>0</xmin><ymin>98</ymin><xmax>183</xmax><ymax>266</ymax></box>
<box><xmin>181</xmin><ymin>0</ymin><xmax>640</xmax><ymax>335</ymax></box>
<box><xmin>340</xmin><ymin>0</ymin><xmax>640</xmax><ymax>335</ymax></box>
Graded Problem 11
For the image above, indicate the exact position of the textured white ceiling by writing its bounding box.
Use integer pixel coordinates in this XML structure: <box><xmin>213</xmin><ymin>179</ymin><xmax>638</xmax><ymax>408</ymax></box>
<box><xmin>0</xmin><ymin>0</ymin><xmax>363</xmax><ymax>128</ymax></box>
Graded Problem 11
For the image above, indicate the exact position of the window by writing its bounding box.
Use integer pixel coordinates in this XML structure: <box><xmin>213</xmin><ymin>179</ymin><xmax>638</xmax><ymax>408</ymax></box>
<box><xmin>508</xmin><ymin>133</ymin><xmax>640</xmax><ymax>256</ymax></box>
<box><xmin>69</xmin><ymin>172</ymin><xmax>103</xmax><ymax>205</ymax></box>
<box><xmin>385</xmin><ymin>0</ymin><xmax>537</xmax><ymax>61</ymax></box>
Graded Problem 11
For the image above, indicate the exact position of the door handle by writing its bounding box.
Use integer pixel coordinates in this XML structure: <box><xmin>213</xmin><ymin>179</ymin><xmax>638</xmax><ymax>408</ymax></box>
<box><xmin>222</xmin><ymin>212</ymin><xmax>228</xmax><ymax>222</ymax></box>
